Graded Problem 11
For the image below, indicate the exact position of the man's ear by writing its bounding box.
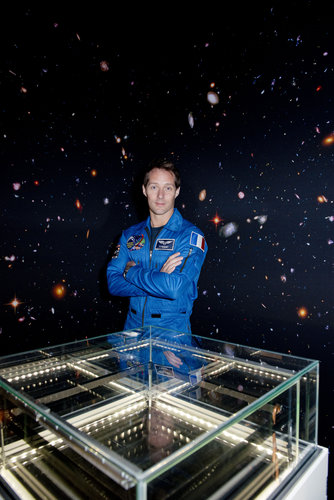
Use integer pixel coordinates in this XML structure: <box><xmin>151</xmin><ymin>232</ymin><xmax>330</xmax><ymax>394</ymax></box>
<box><xmin>175</xmin><ymin>187</ymin><xmax>180</xmax><ymax>198</ymax></box>
<box><xmin>142</xmin><ymin>184</ymin><xmax>147</xmax><ymax>197</ymax></box>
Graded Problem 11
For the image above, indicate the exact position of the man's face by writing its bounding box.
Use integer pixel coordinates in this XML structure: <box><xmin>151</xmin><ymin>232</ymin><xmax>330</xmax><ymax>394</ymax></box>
<box><xmin>142</xmin><ymin>168</ymin><xmax>180</xmax><ymax>222</ymax></box>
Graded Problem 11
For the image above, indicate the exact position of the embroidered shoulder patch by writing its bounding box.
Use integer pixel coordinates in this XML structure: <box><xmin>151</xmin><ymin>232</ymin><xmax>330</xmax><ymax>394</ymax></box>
<box><xmin>190</xmin><ymin>231</ymin><xmax>205</xmax><ymax>252</ymax></box>
<box><xmin>155</xmin><ymin>239</ymin><xmax>175</xmax><ymax>251</ymax></box>
<box><xmin>127</xmin><ymin>234</ymin><xmax>145</xmax><ymax>251</ymax></box>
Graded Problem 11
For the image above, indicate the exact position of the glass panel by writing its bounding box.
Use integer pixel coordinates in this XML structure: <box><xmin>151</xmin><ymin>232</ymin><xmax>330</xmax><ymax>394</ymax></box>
<box><xmin>0</xmin><ymin>326</ymin><xmax>319</xmax><ymax>499</ymax></box>
<box><xmin>147</xmin><ymin>390</ymin><xmax>310</xmax><ymax>500</ymax></box>
<box><xmin>0</xmin><ymin>392</ymin><xmax>137</xmax><ymax>499</ymax></box>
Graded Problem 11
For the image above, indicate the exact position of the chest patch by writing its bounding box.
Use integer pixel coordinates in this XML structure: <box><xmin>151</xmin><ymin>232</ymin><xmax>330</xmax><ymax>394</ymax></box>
<box><xmin>126</xmin><ymin>234</ymin><xmax>145</xmax><ymax>251</ymax></box>
<box><xmin>155</xmin><ymin>239</ymin><xmax>175</xmax><ymax>251</ymax></box>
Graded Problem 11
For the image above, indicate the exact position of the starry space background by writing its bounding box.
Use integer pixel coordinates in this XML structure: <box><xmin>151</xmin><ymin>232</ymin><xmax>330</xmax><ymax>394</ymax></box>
<box><xmin>1</xmin><ymin>2</ymin><xmax>333</xmax><ymax>493</ymax></box>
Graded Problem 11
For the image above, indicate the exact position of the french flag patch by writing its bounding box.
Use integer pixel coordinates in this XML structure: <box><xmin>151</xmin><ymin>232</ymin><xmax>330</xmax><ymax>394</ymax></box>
<box><xmin>190</xmin><ymin>231</ymin><xmax>205</xmax><ymax>252</ymax></box>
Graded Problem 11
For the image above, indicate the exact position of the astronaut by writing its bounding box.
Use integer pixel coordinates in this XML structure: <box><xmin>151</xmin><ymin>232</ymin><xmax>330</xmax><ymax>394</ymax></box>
<box><xmin>106</xmin><ymin>159</ymin><xmax>207</xmax><ymax>337</ymax></box>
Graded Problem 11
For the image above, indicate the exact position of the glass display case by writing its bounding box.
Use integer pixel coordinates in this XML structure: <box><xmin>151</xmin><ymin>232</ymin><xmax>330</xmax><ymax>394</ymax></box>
<box><xmin>0</xmin><ymin>326</ymin><xmax>322</xmax><ymax>499</ymax></box>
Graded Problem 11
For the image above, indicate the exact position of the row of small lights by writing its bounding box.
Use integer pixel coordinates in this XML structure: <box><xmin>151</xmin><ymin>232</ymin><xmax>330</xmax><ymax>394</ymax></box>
<box><xmin>6</xmin><ymin>395</ymin><xmax>288</xmax><ymax>469</ymax></box>
<box><xmin>66</xmin><ymin>378</ymin><xmax>103</xmax><ymax>402</ymax></box>
<box><xmin>67</xmin><ymin>362</ymin><xmax>99</xmax><ymax>379</ymax></box>
<box><xmin>79</xmin><ymin>400</ymin><xmax>147</xmax><ymax>435</ymax></box>
<box><xmin>9</xmin><ymin>436</ymin><xmax>64</xmax><ymax>466</ymax></box>
<box><xmin>3</xmin><ymin>351</ymin><xmax>110</xmax><ymax>382</ymax></box>
<box><xmin>7</xmin><ymin>401</ymin><xmax>147</xmax><ymax>466</ymax></box>
<box><xmin>156</xmin><ymin>401</ymin><xmax>286</xmax><ymax>460</ymax></box>
<box><xmin>109</xmin><ymin>381</ymin><xmax>136</xmax><ymax>394</ymax></box>
<box><xmin>118</xmin><ymin>342</ymin><xmax>150</xmax><ymax>353</ymax></box>
<box><xmin>6</xmin><ymin>364</ymin><xmax>67</xmax><ymax>383</ymax></box>
<box><xmin>236</xmin><ymin>364</ymin><xmax>287</xmax><ymax>381</ymax></box>
<box><xmin>156</xmin><ymin>401</ymin><xmax>216</xmax><ymax>430</ymax></box>
<box><xmin>80</xmin><ymin>403</ymin><xmax>192</xmax><ymax>446</ymax></box>
<box><xmin>206</xmin><ymin>362</ymin><xmax>235</xmax><ymax>377</ymax></box>
<box><xmin>5</xmin><ymin>361</ymin><xmax>99</xmax><ymax>385</ymax></box>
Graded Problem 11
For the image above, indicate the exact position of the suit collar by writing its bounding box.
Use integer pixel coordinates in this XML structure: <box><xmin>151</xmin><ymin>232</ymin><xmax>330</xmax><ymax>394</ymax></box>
<box><xmin>145</xmin><ymin>208</ymin><xmax>183</xmax><ymax>232</ymax></box>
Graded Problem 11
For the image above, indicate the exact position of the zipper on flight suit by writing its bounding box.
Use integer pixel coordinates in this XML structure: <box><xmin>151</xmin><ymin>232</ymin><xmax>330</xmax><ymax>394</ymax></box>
<box><xmin>141</xmin><ymin>226</ymin><xmax>163</xmax><ymax>326</ymax></box>
<box><xmin>179</xmin><ymin>247</ymin><xmax>192</xmax><ymax>272</ymax></box>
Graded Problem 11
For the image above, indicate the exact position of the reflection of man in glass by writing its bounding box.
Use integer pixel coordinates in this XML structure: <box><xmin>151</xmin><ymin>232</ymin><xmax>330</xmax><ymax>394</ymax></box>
<box><xmin>106</xmin><ymin>159</ymin><xmax>207</xmax><ymax>337</ymax></box>
<box><xmin>146</xmin><ymin>407</ymin><xmax>174</xmax><ymax>463</ymax></box>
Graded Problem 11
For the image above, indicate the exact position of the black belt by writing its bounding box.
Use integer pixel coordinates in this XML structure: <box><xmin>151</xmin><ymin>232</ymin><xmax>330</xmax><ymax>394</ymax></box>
<box><xmin>131</xmin><ymin>308</ymin><xmax>186</xmax><ymax>318</ymax></box>
<box><xmin>131</xmin><ymin>308</ymin><xmax>161</xmax><ymax>318</ymax></box>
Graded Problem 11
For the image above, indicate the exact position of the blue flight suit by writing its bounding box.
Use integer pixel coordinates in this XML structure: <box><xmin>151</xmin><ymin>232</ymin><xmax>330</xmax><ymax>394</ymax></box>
<box><xmin>106</xmin><ymin>208</ymin><xmax>207</xmax><ymax>335</ymax></box>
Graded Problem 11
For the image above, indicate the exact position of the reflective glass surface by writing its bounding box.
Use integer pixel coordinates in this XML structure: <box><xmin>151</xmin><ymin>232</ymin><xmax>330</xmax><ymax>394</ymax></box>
<box><xmin>0</xmin><ymin>327</ymin><xmax>319</xmax><ymax>499</ymax></box>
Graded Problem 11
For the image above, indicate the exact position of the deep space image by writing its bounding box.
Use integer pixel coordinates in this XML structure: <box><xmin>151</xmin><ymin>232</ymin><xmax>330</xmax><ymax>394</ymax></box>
<box><xmin>1</xmin><ymin>2</ymin><xmax>333</xmax><ymax>495</ymax></box>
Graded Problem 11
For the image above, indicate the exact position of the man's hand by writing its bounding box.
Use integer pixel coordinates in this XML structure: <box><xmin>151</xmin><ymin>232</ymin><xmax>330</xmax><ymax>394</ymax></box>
<box><xmin>124</xmin><ymin>261</ymin><xmax>136</xmax><ymax>277</ymax></box>
<box><xmin>160</xmin><ymin>252</ymin><xmax>183</xmax><ymax>274</ymax></box>
<box><xmin>163</xmin><ymin>350</ymin><xmax>183</xmax><ymax>368</ymax></box>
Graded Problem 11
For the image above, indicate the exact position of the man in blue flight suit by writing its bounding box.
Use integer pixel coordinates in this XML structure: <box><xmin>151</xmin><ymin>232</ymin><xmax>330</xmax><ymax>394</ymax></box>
<box><xmin>106</xmin><ymin>159</ymin><xmax>207</xmax><ymax>343</ymax></box>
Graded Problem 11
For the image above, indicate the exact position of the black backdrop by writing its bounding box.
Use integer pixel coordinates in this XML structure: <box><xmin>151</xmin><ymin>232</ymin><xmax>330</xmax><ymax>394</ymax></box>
<box><xmin>1</xmin><ymin>2</ymin><xmax>333</xmax><ymax>495</ymax></box>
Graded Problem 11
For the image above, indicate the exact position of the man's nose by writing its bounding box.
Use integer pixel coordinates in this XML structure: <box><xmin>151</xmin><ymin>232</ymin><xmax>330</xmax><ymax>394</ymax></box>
<box><xmin>157</xmin><ymin>188</ymin><xmax>164</xmax><ymax>198</ymax></box>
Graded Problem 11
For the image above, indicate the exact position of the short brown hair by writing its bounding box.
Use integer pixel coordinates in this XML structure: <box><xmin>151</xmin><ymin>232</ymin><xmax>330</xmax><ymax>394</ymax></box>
<box><xmin>143</xmin><ymin>159</ymin><xmax>181</xmax><ymax>189</ymax></box>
